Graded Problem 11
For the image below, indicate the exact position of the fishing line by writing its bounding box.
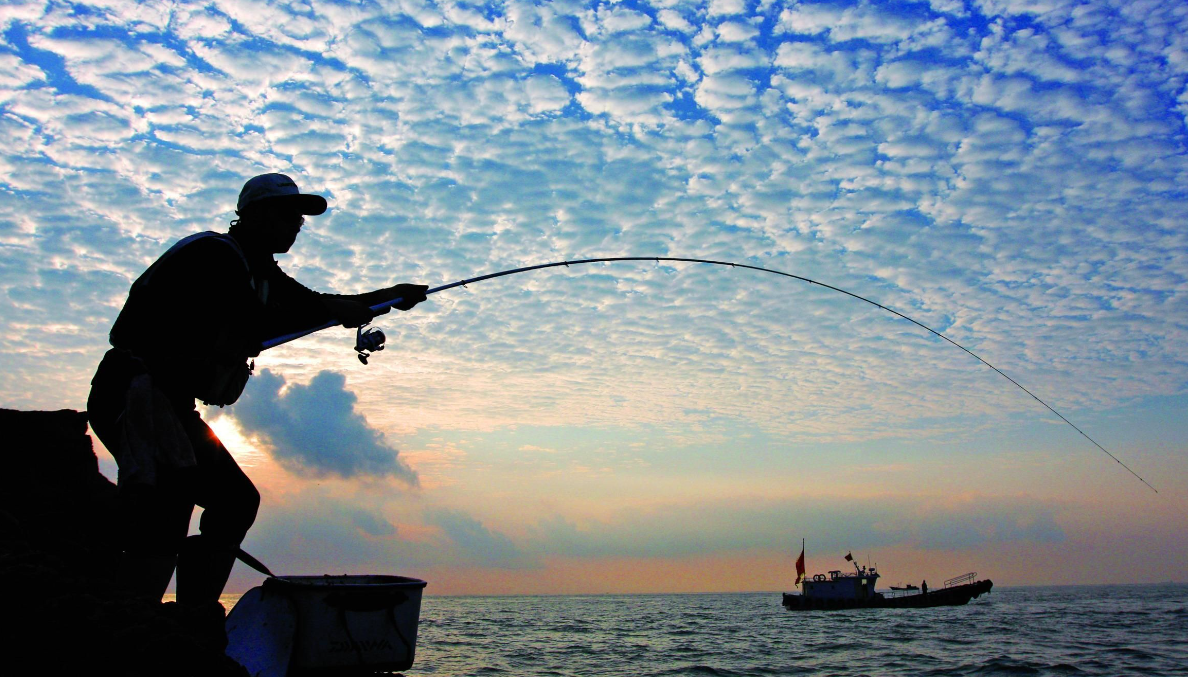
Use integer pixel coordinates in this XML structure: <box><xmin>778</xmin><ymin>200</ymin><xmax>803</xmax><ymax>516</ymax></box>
<box><xmin>262</xmin><ymin>256</ymin><xmax>1156</xmax><ymax>493</ymax></box>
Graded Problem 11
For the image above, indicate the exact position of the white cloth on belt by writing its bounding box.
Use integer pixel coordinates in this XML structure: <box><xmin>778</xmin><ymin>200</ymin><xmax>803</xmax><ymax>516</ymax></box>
<box><xmin>116</xmin><ymin>373</ymin><xmax>197</xmax><ymax>488</ymax></box>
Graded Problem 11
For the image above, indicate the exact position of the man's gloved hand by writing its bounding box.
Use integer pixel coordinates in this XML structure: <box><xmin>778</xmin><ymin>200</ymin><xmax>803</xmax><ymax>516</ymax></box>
<box><xmin>389</xmin><ymin>283</ymin><xmax>428</xmax><ymax>311</ymax></box>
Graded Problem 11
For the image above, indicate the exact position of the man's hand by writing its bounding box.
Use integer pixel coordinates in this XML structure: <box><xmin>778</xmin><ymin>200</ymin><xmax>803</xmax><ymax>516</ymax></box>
<box><xmin>389</xmin><ymin>283</ymin><xmax>428</xmax><ymax>311</ymax></box>
<box><xmin>323</xmin><ymin>296</ymin><xmax>375</xmax><ymax>328</ymax></box>
<box><xmin>347</xmin><ymin>284</ymin><xmax>429</xmax><ymax>319</ymax></box>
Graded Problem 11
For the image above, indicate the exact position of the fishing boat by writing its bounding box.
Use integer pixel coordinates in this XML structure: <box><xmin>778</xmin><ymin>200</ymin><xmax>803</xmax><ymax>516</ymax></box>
<box><xmin>782</xmin><ymin>545</ymin><xmax>992</xmax><ymax>611</ymax></box>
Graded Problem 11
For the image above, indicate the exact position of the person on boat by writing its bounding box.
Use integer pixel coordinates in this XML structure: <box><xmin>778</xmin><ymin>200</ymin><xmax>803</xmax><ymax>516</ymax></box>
<box><xmin>88</xmin><ymin>173</ymin><xmax>427</xmax><ymax>614</ymax></box>
<box><xmin>922</xmin><ymin>580</ymin><xmax>928</xmax><ymax>595</ymax></box>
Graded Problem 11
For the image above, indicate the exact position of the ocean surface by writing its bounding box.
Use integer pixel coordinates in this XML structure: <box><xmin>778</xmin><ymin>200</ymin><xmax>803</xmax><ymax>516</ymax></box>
<box><xmin>222</xmin><ymin>584</ymin><xmax>1188</xmax><ymax>676</ymax></box>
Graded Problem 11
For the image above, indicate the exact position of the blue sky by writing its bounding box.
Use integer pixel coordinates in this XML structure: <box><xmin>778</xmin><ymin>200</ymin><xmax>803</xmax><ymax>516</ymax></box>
<box><xmin>1</xmin><ymin>0</ymin><xmax>1186</xmax><ymax>593</ymax></box>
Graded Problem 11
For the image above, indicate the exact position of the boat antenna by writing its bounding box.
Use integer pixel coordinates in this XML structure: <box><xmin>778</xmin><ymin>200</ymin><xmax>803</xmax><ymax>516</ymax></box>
<box><xmin>261</xmin><ymin>256</ymin><xmax>1157</xmax><ymax>493</ymax></box>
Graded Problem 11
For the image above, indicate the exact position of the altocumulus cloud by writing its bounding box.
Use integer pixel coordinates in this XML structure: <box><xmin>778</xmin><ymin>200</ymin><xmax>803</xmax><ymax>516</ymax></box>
<box><xmin>2</xmin><ymin>0</ymin><xmax>1187</xmax><ymax>446</ymax></box>
<box><xmin>234</xmin><ymin>369</ymin><xmax>418</xmax><ymax>484</ymax></box>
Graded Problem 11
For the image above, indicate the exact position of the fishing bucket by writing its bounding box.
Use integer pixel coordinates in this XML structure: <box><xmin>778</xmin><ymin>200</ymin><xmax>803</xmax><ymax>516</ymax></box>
<box><xmin>226</xmin><ymin>574</ymin><xmax>428</xmax><ymax>676</ymax></box>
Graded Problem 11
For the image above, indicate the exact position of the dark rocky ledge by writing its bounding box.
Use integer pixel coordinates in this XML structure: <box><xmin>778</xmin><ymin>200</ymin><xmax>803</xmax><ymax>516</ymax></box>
<box><xmin>0</xmin><ymin>408</ymin><xmax>248</xmax><ymax>676</ymax></box>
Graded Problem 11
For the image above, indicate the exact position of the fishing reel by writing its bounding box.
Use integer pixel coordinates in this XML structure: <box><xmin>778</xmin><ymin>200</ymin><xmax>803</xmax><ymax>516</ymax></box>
<box><xmin>354</xmin><ymin>324</ymin><xmax>386</xmax><ymax>365</ymax></box>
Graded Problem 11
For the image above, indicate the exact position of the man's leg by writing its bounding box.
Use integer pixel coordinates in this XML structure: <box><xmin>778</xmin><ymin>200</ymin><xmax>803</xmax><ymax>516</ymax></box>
<box><xmin>88</xmin><ymin>352</ymin><xmax>193</xmax><ymax>601</ymax></box>
<box><xmin>174</xmin><ymin>412</ymin><xmax>260</xmax><ymax>606</ymax></box>
<box><xmin>116</xmin><ymin>485</ymin><xmax>193</xmax><ymax>600</ymax></box>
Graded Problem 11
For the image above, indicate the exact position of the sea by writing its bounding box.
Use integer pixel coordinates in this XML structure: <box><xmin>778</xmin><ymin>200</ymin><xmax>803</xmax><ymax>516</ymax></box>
<box><xmin>220</xmin><ymin>584</ymin><xmax>1188</xmax><ymax>676</ymax></box>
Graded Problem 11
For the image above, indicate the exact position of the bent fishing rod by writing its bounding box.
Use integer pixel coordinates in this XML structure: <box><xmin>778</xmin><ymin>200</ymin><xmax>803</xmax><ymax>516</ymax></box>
<box><xmin>262</xmin><ymin>256</ymin><xmax>1156</xmax><ymax>493</ymax></box>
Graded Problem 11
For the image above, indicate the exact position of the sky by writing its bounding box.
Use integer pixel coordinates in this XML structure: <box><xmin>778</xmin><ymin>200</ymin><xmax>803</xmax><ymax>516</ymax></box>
<box><xmin>1</xmin><ymin>0</ymin><xmax>1186</xmax><ymax>595</ymax></box>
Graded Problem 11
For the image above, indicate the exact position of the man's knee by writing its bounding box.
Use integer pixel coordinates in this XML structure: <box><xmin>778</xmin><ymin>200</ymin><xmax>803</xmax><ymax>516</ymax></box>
<box><xmin>221</xmin><ymin>476</ymin><xmax>260</xmax><ymax>538</ymax></box>
<box><xmin>204</xmin><ymin>475</ymin><xmax>260</xmax><ymax>545</ymax></box>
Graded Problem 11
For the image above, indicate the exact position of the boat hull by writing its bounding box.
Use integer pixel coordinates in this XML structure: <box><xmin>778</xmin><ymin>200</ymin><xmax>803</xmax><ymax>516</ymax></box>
<box><xmin>782</xmin><ymin>579</ymin><xmax>993</xmax><ymax>611</ymax></box>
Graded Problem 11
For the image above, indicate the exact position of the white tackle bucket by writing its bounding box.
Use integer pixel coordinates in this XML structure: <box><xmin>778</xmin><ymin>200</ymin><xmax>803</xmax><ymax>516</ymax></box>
<box><xmin>227</xmin><ymin>574</ymin><xmax>427</xmax><ymax>676</ymax></box>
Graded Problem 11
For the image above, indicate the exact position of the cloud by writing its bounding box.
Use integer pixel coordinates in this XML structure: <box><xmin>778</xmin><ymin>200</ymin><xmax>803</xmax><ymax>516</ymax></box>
<box><xmin>716</xmin><ymin>21</ymin><xmax>760</xmax><ymax>44</ymax></box>
<box><xmin>707</xmin><ymin>0</ymin><xmax>749</xmax><ymax>18</ymax></box>
<box><xmin>913</xmin><ymin>505</ymin><xmax>1065</xmax><ymax>550</ymax></box>
<box><xmin>776</xmin><ymin>2</ymin><xmax>932</xmax><ymax>44</ymax></box>
<box><xmin>698</xmin><ymin>44</ymin><xmax>766</xmax><ymax>74</ymax></box>
<box><xmin>235</xmin><ymin>489</ymin><xmax>437</xmax><ymax>582</ymax></box>
<box><xmin>526</xmin><ymin>494</ymin><xmax>1065</xmax><ymax>559</ymax></box>
<box><xmin>3</xmin><ymin>0</ymin><xmax>1185</xmax><ymax>595</ymax></box>
<box><xmin>504</xmin><ymin>2</ymin><xmax>587</xmax><ymax>65</ymax></box>
<box><xmin>233</xmin><ymin>370</ymin><xmax>419</xmax><ymax>483</ymax></box>
<box><xmin>593</xmin><ymin>6</ymin><xmax>653</xmax><ymax>35</ymax></box>
<box><xmin>425</xmin><ymin>507</ymin><xmax>531</xmax><ymax>568</ymax></box>
<box><xmin>351</xmin><ymin>509</ymin><xmax>399</xmax><ymax>538</ymax></box>
<box><xmin>657</xmin><ymin>10</ymin><xmax>695</xmax><ymax>34</ymax></box>
<box><xmin>0</xmin><ymin>0</ymin><xmax>1185</xmax><ymax>466</ymax></box>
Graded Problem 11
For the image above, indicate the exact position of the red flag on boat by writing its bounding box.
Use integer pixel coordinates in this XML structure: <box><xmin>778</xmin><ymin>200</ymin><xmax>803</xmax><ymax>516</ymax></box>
<box><xmin>794</xmin><ymin>542</ymin><xmax>806</xmax><ymax>585</ymax></box>
<box><xmin>845</xmin><ymin>552</ymin><xmax>853</xmax><ymax>562</ymax></box>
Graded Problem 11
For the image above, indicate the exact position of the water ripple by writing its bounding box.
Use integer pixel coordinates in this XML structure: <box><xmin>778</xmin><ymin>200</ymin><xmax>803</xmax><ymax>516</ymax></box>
<box><xmin>413</xmin><ymin>585</ymin><xmax>1188</xmax><ymax>677</ymax></box>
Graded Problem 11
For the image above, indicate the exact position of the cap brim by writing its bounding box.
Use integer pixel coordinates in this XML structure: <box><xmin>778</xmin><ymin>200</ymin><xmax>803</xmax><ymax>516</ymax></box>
<box><xmin>252</xmin><ymin>193</ymin><xmax>328</xmax><ymax>216</ymax></box>
<box><xmin>292</xmin><ymin>194</ymin><xmax>328</xmax><ymax>215</ymax></box>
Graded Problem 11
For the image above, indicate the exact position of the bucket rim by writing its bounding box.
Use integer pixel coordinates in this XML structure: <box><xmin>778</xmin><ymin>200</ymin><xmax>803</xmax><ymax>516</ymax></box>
<box><xmin>265</xmin><ymin>574</ymin><xmax>428</xmax><ymax>589</ymax></box>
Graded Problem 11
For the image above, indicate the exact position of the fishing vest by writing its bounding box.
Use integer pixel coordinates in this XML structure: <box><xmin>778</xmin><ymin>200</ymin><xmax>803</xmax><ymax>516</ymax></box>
<box><xmin>132</xmin><ymin>231</ymin><xmax>266</xmax><ymax>304</ymax></box>
<box><xmin>111</xmin><ymin>231</ymin><xmax>263</xmax><ymax>406</ymax></box>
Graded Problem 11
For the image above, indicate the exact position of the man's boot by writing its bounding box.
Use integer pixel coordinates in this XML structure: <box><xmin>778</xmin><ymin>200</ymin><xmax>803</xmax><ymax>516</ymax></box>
<box><xmin>175</xmin><ymin>534</ymin><xmax>236</xmax><ymax>651</ymax></box>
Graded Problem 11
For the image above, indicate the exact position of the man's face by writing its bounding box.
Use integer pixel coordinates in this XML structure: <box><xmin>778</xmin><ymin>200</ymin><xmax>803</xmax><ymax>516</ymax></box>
<box><xmin>262</xmin><ymin>206</ymin><xmax>305</xmax><ymax>254</ymax></box>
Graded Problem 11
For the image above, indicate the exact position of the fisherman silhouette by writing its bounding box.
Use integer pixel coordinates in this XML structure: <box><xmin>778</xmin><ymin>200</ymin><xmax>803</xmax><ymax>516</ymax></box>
<box><xmin>87</xmin><ymin>173</ymin><xmax>426</xmax><ymax>623</ymax></box>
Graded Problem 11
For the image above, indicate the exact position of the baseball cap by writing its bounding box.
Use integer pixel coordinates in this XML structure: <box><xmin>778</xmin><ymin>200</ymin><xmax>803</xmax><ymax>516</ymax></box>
<box><xmin>237</xmin><ymin>173</ymin><xmax>328</xmax><ymax>215</ymax></box>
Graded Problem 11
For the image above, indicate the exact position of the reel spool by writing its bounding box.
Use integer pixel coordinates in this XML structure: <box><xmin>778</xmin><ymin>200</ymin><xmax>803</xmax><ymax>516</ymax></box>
<box><xmin>354</xmin><ymin>324</ymin><xmax>386</xmax><ymax>364</ymax></box>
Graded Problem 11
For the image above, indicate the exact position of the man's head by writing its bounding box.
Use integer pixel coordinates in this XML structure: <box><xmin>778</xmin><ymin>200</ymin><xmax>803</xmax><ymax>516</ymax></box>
<box><xmin>234</xmin><ymin>173</ymin><xmax>328</xmax><ymax>254</ymax></box>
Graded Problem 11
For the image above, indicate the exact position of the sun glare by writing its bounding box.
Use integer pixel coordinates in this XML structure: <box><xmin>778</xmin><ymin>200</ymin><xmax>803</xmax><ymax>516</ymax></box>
<box><xmin>208</xmin><ymin>414</ymin><xmax>266</xmax><ymax>468</ymax></box>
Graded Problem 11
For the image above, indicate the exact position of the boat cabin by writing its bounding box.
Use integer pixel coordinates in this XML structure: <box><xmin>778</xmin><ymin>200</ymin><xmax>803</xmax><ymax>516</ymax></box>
<box><xmin>802</xmin><ymin>566</ymin><xmax>880</xmax><ymax>601</ymax></box>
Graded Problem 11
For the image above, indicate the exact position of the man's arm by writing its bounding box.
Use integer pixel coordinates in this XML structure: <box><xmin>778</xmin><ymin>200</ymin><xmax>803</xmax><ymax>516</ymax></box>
<box><xmin>320</xmin><ymin>284</ymin><xmax>428</xmax><ymax>327</ymax></box>
<box><xmin>265</xmin><ymin>270</ymin><xmax>428</xmax><ymax>335</ymax></box>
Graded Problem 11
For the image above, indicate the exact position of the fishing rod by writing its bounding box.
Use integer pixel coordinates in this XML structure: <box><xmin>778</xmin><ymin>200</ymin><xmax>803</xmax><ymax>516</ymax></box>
<box><xmin>262</xmin><ymin>256</ymin><xmax>1157</xmax><ymax>493</ymax></box>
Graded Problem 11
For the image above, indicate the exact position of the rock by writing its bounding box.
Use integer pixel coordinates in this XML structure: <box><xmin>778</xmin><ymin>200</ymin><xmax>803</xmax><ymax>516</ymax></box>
<box><xmin>0</xmin><ymin>409</ymin><xmax>248</xmax><ymax>676</ymax></box>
